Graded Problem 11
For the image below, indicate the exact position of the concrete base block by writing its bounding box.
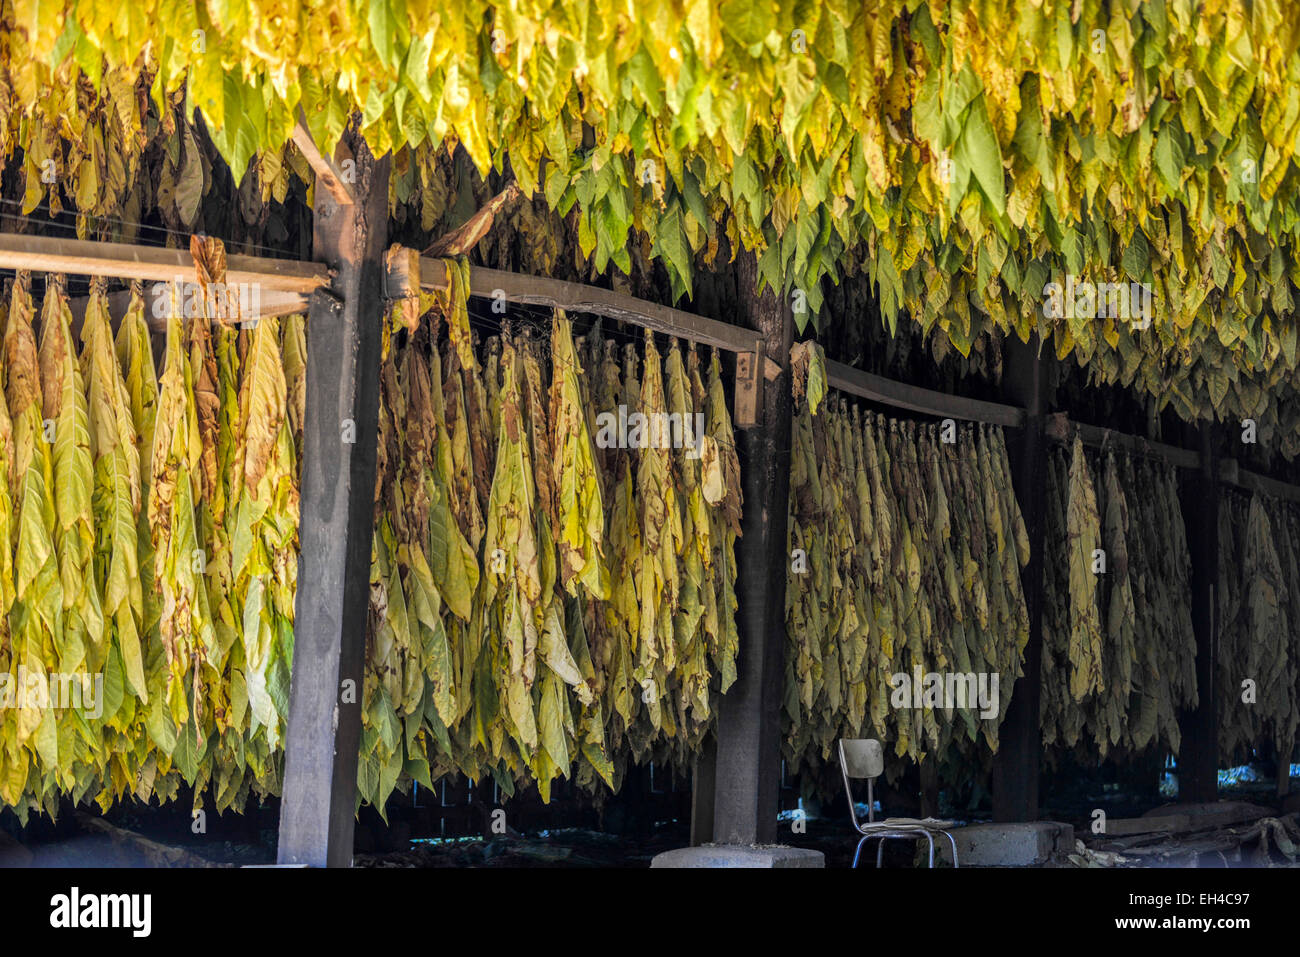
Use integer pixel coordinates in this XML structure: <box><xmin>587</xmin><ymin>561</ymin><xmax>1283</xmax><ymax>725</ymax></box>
<box><xmin>935</xmin><ymin>821</ymin><xmax>1074</xmax><ymax>867</ymax></box>
<box><xmin>651</xmin><ymin>845</ymin><xmax>826</xmax><ymax>869</ymax></box>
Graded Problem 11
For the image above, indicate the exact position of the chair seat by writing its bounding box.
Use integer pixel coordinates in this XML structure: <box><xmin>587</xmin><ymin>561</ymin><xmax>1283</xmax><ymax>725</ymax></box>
<box><xmin>880</xmin><ymin>816</ymin><xmax>955</xmax><ymax>830</ymax></box>
<box><xmin>854</xmin><ymin>817</ymin><xmax>955</xmax><ymax>835</ymax></box>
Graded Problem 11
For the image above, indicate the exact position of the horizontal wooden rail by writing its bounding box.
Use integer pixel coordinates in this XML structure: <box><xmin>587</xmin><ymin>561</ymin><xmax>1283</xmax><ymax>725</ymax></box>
<box><xmin>1045</xmin><ymin>412</ymin><xmax>1300</xmax><ymax>502</ymax></box>
<box><xmin>1045</xmin><ymin>413</ymin><xmax>1201</xmax><ymax>469</ymax></box>
<box><xmin>0</xmin><ymin>234</ymin><xmax>330</xmax><ymax>293</ymax></box>
<box><xmin>825</xmin><ymin>358</ymin><xmax>1027</xmax><ymax>429</ymax></box>
<box><xmin>387</xmin><ymin>252</ymin><xmax>782</xmax><ymax>381</ymax></box>
<box><xmin>1228</xmin><ymin>461</ymin><xmax>1300</xmax><ymax>503</ymax></box>
<box><xmin>67</xmin><ymin>289</ymin><xmax>310</xmax><ymax>334</ymax></box>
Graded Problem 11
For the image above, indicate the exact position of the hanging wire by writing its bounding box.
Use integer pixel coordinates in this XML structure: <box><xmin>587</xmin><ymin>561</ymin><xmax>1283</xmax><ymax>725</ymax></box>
<box><xmin>0</xmin><ymin>197</ymin><xmax>303</xmax><ymax>259</ymax></box>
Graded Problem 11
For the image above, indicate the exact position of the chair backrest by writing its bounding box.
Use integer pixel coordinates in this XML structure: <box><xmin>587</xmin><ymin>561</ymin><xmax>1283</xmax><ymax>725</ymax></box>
<box><xmin>838</xmin><ymin>739</ymin><xmax>884</xmax><ymax>780</ymax></box>
<box><xmin>837</xmin><ymin>739</ymin><xmax>883</xmax><ymax>829</ymax></box>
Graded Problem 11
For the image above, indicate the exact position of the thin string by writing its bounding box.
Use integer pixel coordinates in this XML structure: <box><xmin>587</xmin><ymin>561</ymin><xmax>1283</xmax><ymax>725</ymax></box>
<box><xmin>0</xmin><ymin>198</ymin><xmax>299</xmax><ymax>259</ymax></box>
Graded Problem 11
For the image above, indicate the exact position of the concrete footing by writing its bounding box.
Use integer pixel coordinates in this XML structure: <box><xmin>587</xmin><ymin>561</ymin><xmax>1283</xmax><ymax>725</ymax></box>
<box><xmin>935</xmin><ymin>821</ymin><xmax>1075</xmax><ymax>867</ymax></box>
<box><xmin>651</xmin><ymin>845</ymin><xmax>826</xmax><ymax>868</ymax></box>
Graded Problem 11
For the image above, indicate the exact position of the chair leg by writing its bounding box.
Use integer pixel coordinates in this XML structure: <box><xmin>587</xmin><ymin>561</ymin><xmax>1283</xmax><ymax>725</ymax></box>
<box><xmin>923</xmin><ymin>831</ymin><xmax>935</xmax><ymax>868</ymax></box>
<box><xmin>875</xmin><ymin>833</ymin><xmax>915</xmax><ymax>868</ymax></box>
<box><xmin>852</xmin><ymin>835</ymin><xmax>870</xmax><ymax>869</ymax></box>
<box><xmin>943</xmin><ymin>830</ymin><xmax>959</xmax><ymax>868</ymax></box>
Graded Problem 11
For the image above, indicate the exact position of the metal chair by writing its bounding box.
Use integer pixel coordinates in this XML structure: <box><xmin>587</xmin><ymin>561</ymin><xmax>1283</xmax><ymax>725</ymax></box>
<box><xmin>837</xmin><ymin>738</ymin><xmax>959</xmax><ymax>868</ymax></box>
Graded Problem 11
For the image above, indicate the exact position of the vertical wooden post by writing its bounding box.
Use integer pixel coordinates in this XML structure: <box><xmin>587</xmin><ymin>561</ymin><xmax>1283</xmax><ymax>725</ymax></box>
<box><xmin>1177</xmin><ymin>423</ymin><xmax>1219</xmax><ymax>804</ymax></box>
<box><xmin>919</xmin><ymin>758</ymin><xmax>940</xmax><ymax>819</ymax></box>
<box><xmin>277</xmin><ymin>133</ymin><xmax>391</xmax><ymax>866</ymax></box>
<box><xmin>689</xmin><ymin>734</ymin><xmax>717</xmax><ymax>846</ymax></box>
<box><xmin>709</xmin><ymin>251</ymin><xmax>794</xmax><ymax>846</ymax></box>
<box><xmin>992</xmin><ymin>336</ymin><xmax>1050</xmax><ymax>822</ymax></box>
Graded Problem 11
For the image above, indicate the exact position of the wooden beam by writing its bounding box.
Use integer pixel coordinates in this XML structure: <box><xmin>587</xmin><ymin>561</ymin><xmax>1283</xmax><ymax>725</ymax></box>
<box><xmin>992</xmin><ymin>335</ymin><xmax>1051</xmax><ymax>823</ymax></box>
<box><xmin>0</xmin><ymin>234</ymin><xmax>329</xmax><ymax>292</ymax></box>
<box><xmin>1047</xmin><ymin>414</ymin><xmax>1300</xmax><ymax>501</ymax></box>
<box><xmin>277</xmin><ymin>133</ymin><xmax>389</xmax><ymax>868</ymax></box>
<box><xmin>292</xmin><ymin>113</ymin><xmax>356</xmax><ymax>206</ymax></box>
<box><xmin>1045</xmin><ymin>413</ymin><xmax>1200</xmax><ymax>469</ymax></box>
<box><xmin>389</xmin><ymin>254</ymin><xmax>781</xmax><ymax>381</ymax></box>
<box><xmin>1100</xmin><ymin>814</ymin><xmax>1190</xmax><ymax>837</ymax></box>
<box><xmin>709</xmin><ymin>248</ymin><xmax>794</xmax><ymax>846</ymax></box>
<box><xmin>826</xmin><ymin>358</ymin><xmax>1027</xmax><ymax>429</ymax></box>
<box><xmin>1232</xmin><ymin>461</ymin><xmax>1300</xmax><ymax>503</ymax></box>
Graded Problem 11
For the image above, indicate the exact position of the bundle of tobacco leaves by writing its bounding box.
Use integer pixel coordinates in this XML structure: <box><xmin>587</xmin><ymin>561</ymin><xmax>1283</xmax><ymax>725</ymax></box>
<box><xmin>1041</xmin><ymin>441</ymin><xmax>1196</xmax><ymax>763</ymax></box>
<box><xmin>1218</xmin><ymin>491</ymin><xmax>1300</xmax><ymax>766</ymax></box>
<box><xmin>356</xmin><ymin>289</ymin><xmax>742</xmax><ymax>811</ymax></box>
<box><xmin>783</xmin><ymin>358</ymin><xmax>1029</xmax><ymax>791</ymax></box>
<box><xmin>0</xmin><ymin>258</ymin><xmax>300</xmax><ymax>823</ymax></box>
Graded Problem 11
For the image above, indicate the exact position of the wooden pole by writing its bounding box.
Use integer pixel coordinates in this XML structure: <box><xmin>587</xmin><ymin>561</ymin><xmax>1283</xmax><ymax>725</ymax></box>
<box><xmin>277</xmin><ymin>132</ymin><xmax>390</xmax><ymax>867</ymax></box>
<box><xmin>689</xmin><ymin>733</ymin><xmax>717</xmax><ymax>846</ymax></box>
<box><xmin>0</xmin><ymin>233</ymin><xmax>328</xmax><ymax>291</ymax></box>
<box><xmin>825</xmin><ymin>357</ymin><xmax>1025</xmax><ymax>429</ymax></box>
<box><xmin>1177</xmin><ymin>422</ymin><xmax>1219</xmax><ymax>804</ymax></box>
<box><xmin>992</xmin><ymin>336</ymin><xmax>1050</xmax><ymax>822</ymax></box>
<box><xmin>388</xmin><ymin>256</ymin><xmax>781</xmax><ymax>383</ymax></box>
<box><xmin>708</xmin><ymin>251</ymin><xmax>794</xmax><ymax>846</ymax></box>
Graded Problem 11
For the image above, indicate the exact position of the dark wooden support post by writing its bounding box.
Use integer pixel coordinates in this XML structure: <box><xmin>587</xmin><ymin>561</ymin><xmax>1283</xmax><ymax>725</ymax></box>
<box><xmin>992</xmin><ymin>336</ymin><xmax>1050</xmax><ymax>822</ymax></box>
<box><xmin>689</xmin><ymin>734</ymin><xmax>717</xmax><ymax>846</ymax></box>
<box><xmin>709</xmin><ymin>252</ymin><xmax>794</xmax><ymax>846</ymax></box>
<box><xmin>1177</xmin><ymin>422</ymin><xmax>1219</xmax><ymax>804</ymax></box>
<box><xmin>919</xmin><ymin>758</ymin><xmax>939</xmax><ymax>819</ymax></box>
<box><xmin>277</xmin><ymin>133</ymin><xmax>391</xmax><ymax>866</ymax></box>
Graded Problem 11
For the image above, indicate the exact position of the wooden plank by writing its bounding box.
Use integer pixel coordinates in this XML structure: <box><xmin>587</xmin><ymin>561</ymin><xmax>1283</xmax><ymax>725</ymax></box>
<box><xmin>277</xmin><ymin>133</ymin><xmax>389</xmax><ymax>868</ymax></box>
<box><xmin>291</xmin><ymin>113</ymin><xmax>355</xmax><ymax>206</ymax></box>
<box><xmin>0</xmin><ymin>234</ymin><xmax>330</xmax><ymax>292</ymax></box>
<box><xmin>1103</xmin><ymin>814</ymin><xmax>1190</xmax><ymax>837</ymax></box>
<box><xmin>732</xmin><ymin>339</ymin><xmax>764</xmax><ymax>429</ymax></box>
<box><xmin>826</xmin><ymin>358</ymin><xmax>1026</xmax><ymax>429</ymax></box>
<box><xmin>391</xmin><ymin>253</ymin><xmax>782</xmax><ymax>380</ymax></box>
